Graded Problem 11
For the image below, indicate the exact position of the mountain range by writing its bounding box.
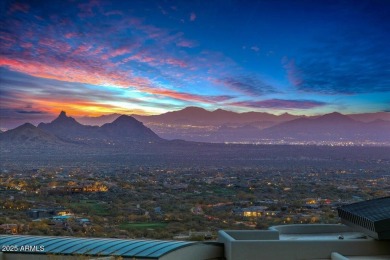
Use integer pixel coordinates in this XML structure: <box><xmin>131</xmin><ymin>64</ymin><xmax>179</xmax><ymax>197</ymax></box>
<box><xmin>74</xmin><ymin>107</ymin><xmax>390</xmax><ymax>127</ymax></box>
<box><xmin>132</xmin><ymin>106</ymin><xmax>301</xmax><ymax>126</ymax></box>
<box><xmin>1</xmin><ymin>108</ymin><xmax>389</xmax><ymax>146</ymax></box>
<box><xmin>259</xmin><ymin>112</ymin><xmax>390</xmax><ymax>143</ymax></box>
<box><xmin>1</xmin><ymin>111</ymin><xmax>161</xmax><ymax>146</ymax></box>
<box><xmin>75</xmin><ymin>107</ymin><xmax>390</xmax><ymax>143</ymax></box>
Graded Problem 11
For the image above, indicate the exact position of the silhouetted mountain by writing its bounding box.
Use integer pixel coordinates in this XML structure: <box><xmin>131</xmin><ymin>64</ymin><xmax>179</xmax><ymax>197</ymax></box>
<box><xmin>2</xmin><ymin>110</ymin><xmax>389</xmax><ymax>146</ymax></box>
<box><xmin>100</xmin><ymin>115</ymin><xmax>161</xmax><ymax>142</ymax></box>
<box><xmin>131</xmin><ymin>107</ymin><xmax>302</xmax><ymax>141</ymax></box>
<box><xmin>76</xmin><ymin>113</ymin><xmax>121</xmax><ymax>126</ymax></box>
<box><xmin>36</xmin><ymin>112</ymin><xmax>162</xmax><ymax>144</ymax></box>
<box><xmin>199</xmin><ymin>112</ymin><xmax>390</xmax><ymax>143</ymax></box>
<box><xmin>133</xmin><ymin>106</ymin><xmax>301</xmax><ymax>126</ymax></box>
<box><xmin>347</xmin><ymin>112</ymin><xmax>390</xmax><ymax>122</ymax></box>
<box><xmin>260</xmin><ymin>112</ymin><xmax>390</xmax><ymax>142</ymax></box>
<box><xmin>38</xmin><ymin>111</ymin><xmax>100</xmax><ymax>141</ymax></box>
<box><xmin>360</xmin><ymin>119</ymin><xmax>390</xmax><ymax>141</ymax></box>
<box><xmin>0</xmin><ymin>123</ymin><xmax>63</xmax><ymax>145</ymax></box>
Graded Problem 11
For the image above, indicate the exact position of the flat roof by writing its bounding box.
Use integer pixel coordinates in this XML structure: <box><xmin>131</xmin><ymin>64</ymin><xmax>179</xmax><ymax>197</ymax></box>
<box><xmin>0</xmin><ymin>235</ymin><xmax>193</xmax><ymax>259</ymax></box>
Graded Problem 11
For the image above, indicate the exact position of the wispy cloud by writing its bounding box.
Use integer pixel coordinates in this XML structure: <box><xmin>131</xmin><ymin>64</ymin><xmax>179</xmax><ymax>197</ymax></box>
<box><xmin>217</xmin><ymin>75</ymin><xmax>277</xmax><ymax>96</ymax></box>
<box><xmin>16</xmin><ymin>110</ymin><xmax>46</xmax><ymax>114</ymax></box>
<box><xmin>231</xmin><ymin>99</ymin><xmax>327</xmax><ymax>109</ymax></box>
<box><xmin>176</xmin><ymin>39</ymin><xmax>197</xmax><ymax>48</ymax></box>
<box><xmin>1</xmin><ymin>1</ymin><xmax>231</xmax><ymax>107</ymax></box>
<box><xmin>77</xmin><ymin>0</ymin><xmax>102</xmax><ymax>18</ymax></box>
<box><xmin>190</xmin><ymin>12</ymin><xmax>196</xmax><ymax>21</ymax></box>
<box><xmin>286</xmin><ymin>31</ymin><xmax>390</xmax><ymax>94</ymax></box>
<box><xmin>0</xmin><ymin>69</ymin><xmax>168</xmax><ymax>117</ymax></box>
<box><xmin>8</xmin><ymin>2</ymin><xmax>29</xmax><ymax>14</ymax></box>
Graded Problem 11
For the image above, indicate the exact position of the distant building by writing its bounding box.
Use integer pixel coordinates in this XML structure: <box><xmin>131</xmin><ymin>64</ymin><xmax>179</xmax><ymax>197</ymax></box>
<box><xmin>0</xmin><ymin>224</ymin><xmax>17</xmax><ymax>234</ymax></box>
<box><xmin>77</xmin><ymin>218</ymin><xmax>91</xmax><ymax>225</ymax></box>
<box><xmin>235</xmin><ymin>206</ymin><xmax>268</xmax><ymax>217</ymax></box>
<box><xmin>27</xmin><ymin>208</ymin><xmax>70</xmax><ymax>219</ymax></box>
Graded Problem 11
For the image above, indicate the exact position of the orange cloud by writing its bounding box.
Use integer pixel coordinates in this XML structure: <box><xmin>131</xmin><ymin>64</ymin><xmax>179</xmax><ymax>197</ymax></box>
<box><xmin>1</xmin><ymin>57</ymin><xmax>230</xmax><ymax>105</ymax></box>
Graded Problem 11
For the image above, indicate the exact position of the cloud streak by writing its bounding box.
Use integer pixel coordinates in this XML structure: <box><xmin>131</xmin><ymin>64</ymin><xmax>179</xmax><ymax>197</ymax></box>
<box><xmin>218</xmin><ymin>75</ymin><xmax>277</xmax><ymax>96</ymax></box>
<box><xmin>190</xmin><ymin>12</ymin><xmax>196</xmax><ymax>21</ymax></box>
<box><xmin>231</xmin><ymin>99</ymin><xmax>328</xmax><ymax>109</ymax></box>
<box><xmin>0</xmin><ymin>1</ymin><xmax>236</xmax><ymax>109</ymax></box>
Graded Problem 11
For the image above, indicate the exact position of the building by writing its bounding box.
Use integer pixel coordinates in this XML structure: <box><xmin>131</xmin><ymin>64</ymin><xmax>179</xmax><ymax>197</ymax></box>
<box><xmin>0</xmin><ymin>224</ymin><xmax>17</xmax><ymax>235</ymax></box>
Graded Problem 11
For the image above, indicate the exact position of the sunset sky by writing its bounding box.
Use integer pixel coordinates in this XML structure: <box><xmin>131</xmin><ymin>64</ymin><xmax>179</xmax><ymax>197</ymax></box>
<box><xmin>1</xmin><ymin>0</ymin><xmax>389</xmax><ymax>129</ymax></box>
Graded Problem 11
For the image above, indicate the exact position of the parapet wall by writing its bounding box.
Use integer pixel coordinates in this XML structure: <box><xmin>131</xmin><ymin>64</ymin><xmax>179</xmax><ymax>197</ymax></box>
<box><xmin>218</xmin><ymin>225</ymin><xmax>390</xmax><ymax>260</ymax></box>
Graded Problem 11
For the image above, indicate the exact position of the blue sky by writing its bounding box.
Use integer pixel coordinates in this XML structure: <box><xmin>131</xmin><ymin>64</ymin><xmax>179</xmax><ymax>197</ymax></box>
<box><xmin>1</xmin><ymin>0</ymin><xmax>389</xmax><ymax>128</ymax></box>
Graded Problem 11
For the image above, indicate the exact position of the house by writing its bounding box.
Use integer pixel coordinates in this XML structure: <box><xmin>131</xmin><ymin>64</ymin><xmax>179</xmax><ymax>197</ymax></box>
<box><xmin>0</xmin><ymin>224</ymin><xmax>17</xmax><ymax>234</ymax></box>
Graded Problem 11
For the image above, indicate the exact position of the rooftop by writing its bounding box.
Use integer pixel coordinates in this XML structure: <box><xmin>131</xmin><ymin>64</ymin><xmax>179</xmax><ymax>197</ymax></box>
<box><xmin>338</xmin><ymin>197</ymin><xmax>390</xmax><ymax>222</ymax></box>
<box><xmin>0</xmin><ymin>235</ymin><xmax>222</xmax><ymax>259</ymax></box>
<box><xmin>338</xmin><ymin>196</ymin><xmax>390</xmax><ymax>239</ymax></box>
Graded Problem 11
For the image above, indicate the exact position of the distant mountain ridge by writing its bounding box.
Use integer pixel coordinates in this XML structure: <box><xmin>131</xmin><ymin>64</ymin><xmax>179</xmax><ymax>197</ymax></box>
<box><xmin>133</xmin><ymin>106</ymin><xmax>301</xmax><ymax>126</ymax></box>
<box><xmin>348</xmin><ymin>112</ymin><xmax>390</xmax><ymax>122</ymax></box>
<box><xmin>1</xmin><ymin>108</ymin><xmax>389</xmax><ymax>145</ymax></box>
<box><xmin>73</xmin><ymin>107</ymin><xmax>390</xmax><ymax>127</ymax></box>
<box><xmin>260</xmin><ymin>112</ymin><xmax>390</xmax><ymax>142</ymax></box>
<box><xmin>76</xmin><ymin>113</ymin><xmax>121</xmax><ymax>126</ymax></box>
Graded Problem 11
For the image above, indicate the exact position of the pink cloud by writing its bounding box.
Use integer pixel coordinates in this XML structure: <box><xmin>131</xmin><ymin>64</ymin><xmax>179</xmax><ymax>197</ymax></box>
<box><xmin>176</xmin><ymin>39</ymin><xmax>197</xmax><ymax>48</ymax></box>
<box><xmin>190</xmin><ymin>12</ymin><xmax>197</xmax><ymax>21</ymax></box>
<box><xmin>165</xmin><ymin>58</ymin><xmax>187</xmax><ymax>68</ymax></box>
<box><xmin>104</xmin><ymin>10</ymin><xmax>123</xmax><ymax>16</ymax></box>
<box><xmin>145</xmin><ymin>88</ymin><xmax>232</xmax><ymax>103</ymax></box>
<box><xmin>0</xmin><ymin>56</ymin><xmax>140</xmax><ymax>89</ymax></box>
<box><xmin>282</xmin><ymin>57</ymin><xmax>303</xmax><ymax>87</ymax></box>
<box><xmin>65</xmin><ymin>32</ymin><xmax>78</xmax><ymax>39</ymax></box>
<box><xmin>38</xmin><ymin>38</ymin><xmax>72</xmax><ymax>53</ymax></box>
<box><xmin>8</xmin><ymin>3</ymin><xmax>29</xmax><ymax>14</ymax></box>
<box><xmin>72</xmin><ymin>44</ymin><xmax>93</xmax><ymax>55</ymax></box>
<box><xmin>20</xmin><ymin>42</ymin><xmax>33</xmax><ymax>49</ymax></box>
<box><xmin>77</xmin><ymin>0</ymin><xmax>101</xmax><ymax>18</ymax></box>
<box><xmin>122</xmin><ymin>50</ymin><xmax>187</xmax><ymax>68</ymax></box>
<box><xmin>123</xmin><ymin>52</ymin><xmax>156</xmax><ymax>64</ymax></box>
<box><xmin>90</xmin><ymin>46</ymin><xmax>105</xmax><ymax>55</ymax></box>
<box><xmin>1</xmin><ymin>53</ymin><xmax>226</xmax><ymax>105</ymax></box>
<box><xmin>0</xmin><ymin>33</ymin><xmax>16</xmax><ymax>48</ymax></box>
<box><xmin>1</xmin><ymin>5</ymin><xmax>238</xmax><ymax>107</ymax></box>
